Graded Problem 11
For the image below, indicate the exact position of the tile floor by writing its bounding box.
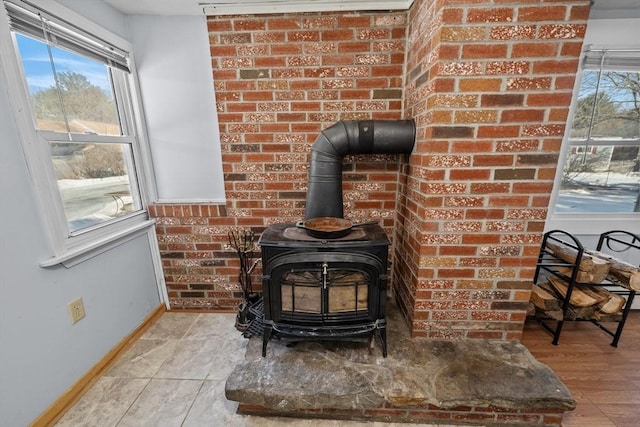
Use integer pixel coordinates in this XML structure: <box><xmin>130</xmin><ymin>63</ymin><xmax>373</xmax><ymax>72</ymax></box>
<box><xmin>55</xmin><ymin>312</ymin><xmax>450</xmax><ymax>427</ymax></box>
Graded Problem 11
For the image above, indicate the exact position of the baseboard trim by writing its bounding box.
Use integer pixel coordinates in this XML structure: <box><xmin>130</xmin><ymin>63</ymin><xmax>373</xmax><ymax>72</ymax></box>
<box><xmin>30</xmin><ymin>304</ymin><xmax>167</xmax><ymax>427</ymax></box>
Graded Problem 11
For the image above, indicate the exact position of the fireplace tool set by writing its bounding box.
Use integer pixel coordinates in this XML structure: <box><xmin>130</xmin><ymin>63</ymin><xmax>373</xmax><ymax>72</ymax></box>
<box><xmin>228</xmin><ymin>229</ymin><xmax>261</xmax><ymax>333</ymax></box>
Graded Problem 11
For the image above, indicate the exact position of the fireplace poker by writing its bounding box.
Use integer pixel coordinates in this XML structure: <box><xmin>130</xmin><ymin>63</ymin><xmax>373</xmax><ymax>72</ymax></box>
<box><xmin>227</xmin><ymin>229</ymin><xmax>257</xmax><ymax>301</ymax></box>
<box><xmin>228</xmin><ymin>229</ymin><xmax>262</xmax><ymax>333</ymax></box>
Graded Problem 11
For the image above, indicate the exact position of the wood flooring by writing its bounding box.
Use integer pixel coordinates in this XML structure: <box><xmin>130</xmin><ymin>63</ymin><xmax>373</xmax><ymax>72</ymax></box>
<box><xmin>521</xmin><ymin>311</ymin><xmax>640</xmax><ymax>427</ymax></box>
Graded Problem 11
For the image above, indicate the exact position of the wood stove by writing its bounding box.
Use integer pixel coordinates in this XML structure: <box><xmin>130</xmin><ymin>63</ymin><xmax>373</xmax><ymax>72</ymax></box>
<box><xmin>259</xmin><ymin>223</ymin><xmax>390</xmax><ymax>357</ymax></box>
<box><xmin>254</xmin><ymin>119</ymin><xmax>414</xmax><ymax>357</ymax></box>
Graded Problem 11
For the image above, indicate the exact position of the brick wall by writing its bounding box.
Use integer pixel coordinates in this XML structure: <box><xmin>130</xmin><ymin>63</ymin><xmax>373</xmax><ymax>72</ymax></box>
<box><xmin>150</xmin><ymin>10</ymin><xmax>409</xmax><ymax>310</ymax></box>
<box><xmin>396</xmin><ymin>0</ymin><xmax>590</xmax><ymax>339</ymax></box>
<box><xmin>148</xmin><ymin>204</ymin><xmax>241</xmax><ymax>309</ymax></box>
<box><xmin>149</xmin><ymin>0</ymin><xmax>591</xmax><ymax>341</ymax></box>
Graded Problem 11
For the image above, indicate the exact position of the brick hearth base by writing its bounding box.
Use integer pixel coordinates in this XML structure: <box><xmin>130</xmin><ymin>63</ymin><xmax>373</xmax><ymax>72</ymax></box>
<box><xmin>237</xmin><ymin>403</ymin><xmax>564</xmax><ymax>426</ymax></box>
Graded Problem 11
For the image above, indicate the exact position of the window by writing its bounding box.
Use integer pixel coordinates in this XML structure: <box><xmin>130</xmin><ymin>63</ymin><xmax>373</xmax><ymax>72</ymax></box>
<box><xmin>1</xmin><ymin>0</ymin><xmax>154</xmax><ymax>264</ymax></box>
<box><xmin>555</xmin><ymin>48</ymin><xmax>640</xmax><ymax>214</ymax></box>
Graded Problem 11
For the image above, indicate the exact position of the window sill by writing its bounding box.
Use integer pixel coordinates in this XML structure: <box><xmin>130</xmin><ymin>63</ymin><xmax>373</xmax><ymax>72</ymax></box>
<box><xmin>40</xmin><ymin>218</ymin><xmax>156</xmax><ymax>268</ymax></box>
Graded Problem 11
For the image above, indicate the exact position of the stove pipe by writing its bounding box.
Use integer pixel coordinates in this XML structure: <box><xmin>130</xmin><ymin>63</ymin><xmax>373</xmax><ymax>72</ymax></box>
<box><xmin>304</xmin><ymin>119</ymin><xmax>416</xmax><ymax>220</ymax></box>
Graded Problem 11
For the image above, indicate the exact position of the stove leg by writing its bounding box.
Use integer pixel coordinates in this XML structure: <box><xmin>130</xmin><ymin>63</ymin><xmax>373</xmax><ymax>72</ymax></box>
<box><xmin>262</xmin><ymin>325</ymin><xmax>273</xmax><ymax>357</ymax></box>
<box><xmin>378</xmin><ymin>326</ymin><xmax>388</xmax><ymax>358</ymax></box>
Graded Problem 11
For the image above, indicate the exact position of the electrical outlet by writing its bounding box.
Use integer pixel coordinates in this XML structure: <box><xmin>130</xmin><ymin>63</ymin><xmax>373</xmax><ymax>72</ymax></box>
<box><xmin>68</xmin><ymin>297</ymin><xmax>86</xmax><ymax>324</ymax></box>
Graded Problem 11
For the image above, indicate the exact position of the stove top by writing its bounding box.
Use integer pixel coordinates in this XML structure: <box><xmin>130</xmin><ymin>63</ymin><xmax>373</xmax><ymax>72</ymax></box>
<box><xmin>282</xmin><ymin>227</ymin><xmax>367</xmax><ymax>241</ymax></box>
<box><xmin>259</xmin><ymin>223</ymin><xmax>389</xmax><ymax>247</ymax></box>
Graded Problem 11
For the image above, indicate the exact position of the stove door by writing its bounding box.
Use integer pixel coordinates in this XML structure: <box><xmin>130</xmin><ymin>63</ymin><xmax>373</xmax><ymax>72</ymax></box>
<box><xmin>263</xmin><ymin>252</ymin><xmax>386</xmax><ymax>328</ymax></box>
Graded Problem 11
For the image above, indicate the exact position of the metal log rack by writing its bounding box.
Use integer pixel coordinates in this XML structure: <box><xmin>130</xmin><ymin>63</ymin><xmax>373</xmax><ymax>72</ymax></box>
<box><xmin>532</xmin><ymin>229</ymin><xmax>639</xmax><ymax>347</ymax></box>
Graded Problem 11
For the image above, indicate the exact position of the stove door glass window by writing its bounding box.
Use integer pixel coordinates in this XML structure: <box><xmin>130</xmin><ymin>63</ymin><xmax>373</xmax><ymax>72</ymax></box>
<box><xmin>281</xmin><ymin>271</ymin><xmax>321</xmax><ymax>314</ymax></box>
<box><xmin>280</xmin><ymin>269</ymin><xmax>370</xmax><ymax>315</ymax></box>
<box><xmin>328</xmin><ymin>271</ymin><xmax>369</xmax><ymax>313</ymax></box>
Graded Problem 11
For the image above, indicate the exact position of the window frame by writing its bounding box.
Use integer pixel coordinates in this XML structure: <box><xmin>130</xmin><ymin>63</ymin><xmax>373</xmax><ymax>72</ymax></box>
<box><xmin>546</xmin><ymin>45</ymin><xmax>640</xmax><ymax>235</ymax></box>
<box><xmin>0</xmin><ymin>0</ymin><xmax>157</xmax><ymax>266</ymax></box>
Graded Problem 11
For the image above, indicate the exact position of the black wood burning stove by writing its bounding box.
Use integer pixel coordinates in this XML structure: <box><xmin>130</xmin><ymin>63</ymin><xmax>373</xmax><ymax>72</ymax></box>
<box><xmin>256</xmin><ymin>119</ymin><xmax>415</xmax><ymax>358</ymax></box>
<box><xmin>259</xmin><ymin>223</ymin><xmax>390</xmax><ymax>357</ymax></box>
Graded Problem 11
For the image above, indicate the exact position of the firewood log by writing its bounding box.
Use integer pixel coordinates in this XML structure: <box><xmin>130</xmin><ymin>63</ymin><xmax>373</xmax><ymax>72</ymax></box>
<box><xmin>593</xmin><ymin>311</ymin><xmax>623</xmax><ymax>322</ymax></box>
<box><xmin>538</xmin><ymin>305</ymin><xmax>596</xmax><ymax>320</ymax></box>
<box><xmin>555</xmin><ymin>267</ymin><xmax>607</xmax><ymax>284</ymax></box>
<box><xmin>530</xmin><ymin>283</ymin><xmax>562</xmax><ymax>311</ymax></box>
<box><xmin>585</xmin><ymin>285</ymin><xmax>627</xmax><ymax>314</ymax></box>
<box><xmin>535</xmin><ymin>308</ymin><xmax>563</xmax><ymax>321</ymax></box>
<box><xmin>545</xmin><ymin>241</ymin><xmax>610</xmax><ymax>283</ymax></box>
<box><xmin>547</xmin><ymin>276</ymin><xmax>606</xmax><ymax>307</ymax></box>
<box><xmin>527</xmin><ymin>301</ymin><xmax>536</xmax><ymax>316</ymax></box>
<box><xmin>565</xmin><ymin>305</ymin><xmax>597</xmax><ymax>320</ymax></box>
<box><xmin>586</xmin><ymin>250</ymin><xmax>640</xmax><ymax>291</ymax></box>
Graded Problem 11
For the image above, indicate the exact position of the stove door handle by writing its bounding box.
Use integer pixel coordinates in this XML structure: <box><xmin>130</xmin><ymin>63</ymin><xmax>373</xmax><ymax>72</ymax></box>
<box><xmin>322</xmin><ymin>262</ymin><xmax>328</xmax><ymax>289</ymax></box>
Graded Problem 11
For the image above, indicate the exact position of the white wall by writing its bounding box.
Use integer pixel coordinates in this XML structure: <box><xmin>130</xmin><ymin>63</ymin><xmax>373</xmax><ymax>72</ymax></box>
<box><xmin>0</xmin><ymin>67</ymin><xmax>161</xmax><ymax>427</ymax></box>
<box><xmin>0</xmin><ymin>2</ymin><xmax>162</xmax><ymax>425</ymax></box>
<box><xmin>585</xmin><ymin>17</ymin><xmax>640</xmax><ymax>45</ymax></box>
<box><xmin>126</xmin><ymin>15</ymin><xmax>226</xmax><ymax>202</ymax></box>
<box><xmin>0</xmin><ymin>1</ymin><xmax>229</xmax><ymax>422</ymax></box>
<box><xmin>61</xmin><ymin>2</ymin><xmax>226</xmax><ymax>203</ymax></box>
<box><xmin>58</xmin><ymin>0</ymin><xmax>129</xmax><ymax>37</ymax></box>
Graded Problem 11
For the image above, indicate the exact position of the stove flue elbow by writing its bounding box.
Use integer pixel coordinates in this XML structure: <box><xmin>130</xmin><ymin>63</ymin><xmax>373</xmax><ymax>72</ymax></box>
<box><xmin>304</xmin><ymin>119</ymin><xmax>416</xmax><ymax>220</ymax></box>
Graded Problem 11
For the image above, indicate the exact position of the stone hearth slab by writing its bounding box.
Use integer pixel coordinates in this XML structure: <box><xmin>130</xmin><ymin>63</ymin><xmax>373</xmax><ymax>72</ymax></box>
<box><xmin>225</xmin><ymin>305</ymin><xmax>575</xmax><ymax>425</ymax></box>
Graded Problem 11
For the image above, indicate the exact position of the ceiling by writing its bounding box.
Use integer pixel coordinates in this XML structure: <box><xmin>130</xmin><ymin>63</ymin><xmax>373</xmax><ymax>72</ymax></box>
<box><xmin>103</xmin><ymin>0</ymin><xmax>640</xmax><ymax>18</ymax></box>
<box><xmin>103</xmin><ymin>0</ymin><xmax>411</xmax><ymax>16</ymax></box>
